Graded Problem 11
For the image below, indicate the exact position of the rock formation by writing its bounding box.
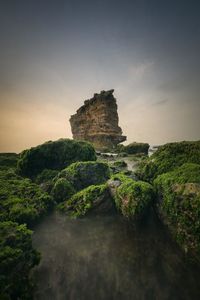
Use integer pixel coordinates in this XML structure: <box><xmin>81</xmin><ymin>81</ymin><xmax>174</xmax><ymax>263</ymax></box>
<box><xmin>69</xmin><ymin>89</ymin><xmax>126</xmax><ymax>150</ymax></box>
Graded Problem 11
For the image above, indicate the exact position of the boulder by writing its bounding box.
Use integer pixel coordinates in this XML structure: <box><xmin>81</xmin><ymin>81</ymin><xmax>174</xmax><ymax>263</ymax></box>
<box><xmin>154</xmin><ymin>163</ymin><xmax>200</xmax><ymax>262</ymax></box>
<box><xmin>56</xmin><ymin>161</ymin><xmax>110</xmax><ymax>192</ymax></box>
<box><xmin>58</xmin><ymin>184</ymin><xmax>114</xmax><ymax>217</ymax></box>
<box><xmin>108</xmin><ymin>173</ymin><xmax>154</xmax><ymax>220</ymax></box>
<box><xmin>117</xmin><ymin>142</ymin><xmax>150</xmax><ymax>155</ymax></box>
<box><xmin>17</xmin><ymin>138</ymin><xmax>96</xmax><ymax>178</ymax></box>
<box><xmin>136</xmin><ymin>140</ymin><xmax>200</xmax><ymax>182</ymax></box>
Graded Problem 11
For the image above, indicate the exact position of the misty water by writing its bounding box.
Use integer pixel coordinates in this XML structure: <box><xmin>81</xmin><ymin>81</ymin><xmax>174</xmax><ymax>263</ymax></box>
<box><xmin>32</xmin><ymin>210</ymin><xmax>200</xmax><ymax>300</ymax></box>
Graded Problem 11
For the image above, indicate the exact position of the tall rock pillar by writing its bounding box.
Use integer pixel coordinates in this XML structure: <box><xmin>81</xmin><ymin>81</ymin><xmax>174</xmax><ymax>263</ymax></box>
<box><xmin>69</xmin><ymin>89</ymin><xmax>126</xmax><ymax>150</ymax></box>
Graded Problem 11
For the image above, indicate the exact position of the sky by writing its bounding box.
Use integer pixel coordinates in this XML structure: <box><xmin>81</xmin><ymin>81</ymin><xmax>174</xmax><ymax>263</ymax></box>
<box><xmin>0</xmin><ymin>0</ymin><xmax>200</xmax><ymax>152</ymax></box>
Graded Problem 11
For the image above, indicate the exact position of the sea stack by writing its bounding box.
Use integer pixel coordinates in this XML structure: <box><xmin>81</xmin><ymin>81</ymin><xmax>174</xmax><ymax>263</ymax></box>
<box><xmin>69</xmin><ymin>89</ymin><xmax>126</xmax><ymax>150</ymax></box>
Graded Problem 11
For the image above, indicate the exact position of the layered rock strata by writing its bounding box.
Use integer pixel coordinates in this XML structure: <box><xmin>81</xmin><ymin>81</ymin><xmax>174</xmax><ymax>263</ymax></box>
<box><xmin>69</xmin><ymin>89</ymin><xmax>126</xmax><ymax>150</ymax></box>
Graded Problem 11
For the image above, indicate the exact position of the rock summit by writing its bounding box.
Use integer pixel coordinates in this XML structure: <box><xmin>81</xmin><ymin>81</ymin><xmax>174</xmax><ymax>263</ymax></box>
<box><xmin>69</xmin><ymin>89</ymin><xmax>126</xmax><ymax>150</ymax></box>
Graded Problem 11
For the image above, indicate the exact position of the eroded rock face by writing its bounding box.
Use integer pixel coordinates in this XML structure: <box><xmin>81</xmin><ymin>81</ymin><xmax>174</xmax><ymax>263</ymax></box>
<box><xmin>69</xmin><ymin>89</ymin><xmax>126</xmax><ymax>150</ymax></box>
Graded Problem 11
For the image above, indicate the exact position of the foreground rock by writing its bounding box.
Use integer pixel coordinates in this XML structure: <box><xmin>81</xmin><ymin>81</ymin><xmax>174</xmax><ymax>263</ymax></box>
<box><xmin>136</xmin><ymin>140</ymin><xmax>200</xmax><ymax>182</ymax></box>
<box><xmin>70</xmin><ymin>89</ymin><xmax>126</xmax><ymax>150</ymax></box>
<box><xmin>17</xmin><ymin>138</ymin><xmax>96</xmax><ymax>178</ymax></box>
<box><xmin>154</xmin><ymin>163</ymin><xmax>200</xmax><ymax>262</ymax></box>
<box><xmin>0</xmin><ymin>153</ymin><xmax>19</xmax><ymax>170</ymax></box>
<box><xmin>0</xmin><ymin>221</ymin><xmax>40</xmax><ymax>299</ymax></box>
<box><xmin>52</xmin><ymin>161</ymin><xmax>110</xmax><ymax>203</ymax></box>
<box><xmin>0</xmin><ymin>169</ymin><xmax>54</xmax><ymax>226</ymax></box>
<box><xmin>58</xmin><ymin>184</ymin><xmax>114</xmax><ymax>217</ymax></box>
<box><xmin>108</xmin><ymin>173</ymin><xmax>154</xmax><ymax>220</ymax></box>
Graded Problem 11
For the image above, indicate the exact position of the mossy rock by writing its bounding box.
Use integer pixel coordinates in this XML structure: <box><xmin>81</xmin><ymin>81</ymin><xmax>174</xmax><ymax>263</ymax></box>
<box><xmin>0</xmin><ymin>169</ymin><xmax>54</xmax><ymax>227</ymax></box>
<box><xmin>0</xmin><ymin>153</ymin><xmax>19</xmax><ymax>171</ymax></box>
<box><xmin>136</xmin><ymin>140</ymin><xmax>200</xmax><ymax>182</ymax></box>
<box><xmin>113</xmin><ymin>160</ymin><xmax>127</xmax><ymax>168</ymax></box>
<box><xmin>108</xmin><ymin>173</ymin><xmax>154</xmax><ymax>220</ymax></box>
<box><xmin>154</xmin><ymin>163</ymin><xmax>200</xmax><ymax>261</ymax></box>
<box><xmin>35</xmin><ymin>169</ymin><xmax>59</xmax><ymax>184</ymax></box>
<box><xmin>56</xmin><ymin>161</ymin><xmax>110</xmax><ymax>192</ymax></box>
<box><xmin>116</xmin><ymin>142</ymin><xmax>149</xmax><ymax>155</ymax></box>
<box><xmin>58</xmin><ymin>184</ymin><xmax>114</xmax><ymax>217</ymax></box>
<box><xmin>34</xmin><ymin>169</ymin><xmax>59</xmax><ymax>193</ymax></box>
<box><xmin>17</xmin><ymin>138</ymin><xmax>96</xmax><ymax>179</ymax></box>
<box><xmin>109</xmin><ymin>160</ymin><xmax>127</xmax><ymax>175</ymax></box>
<box><xmin>0</xmin><ymin>221</ymin><xmax>40</xmax><ymax>299</ymax></box>
<box><xmin>52</xmin><ymin>178</ymin><xmax>75</xmax><ymax>203</ymax></box>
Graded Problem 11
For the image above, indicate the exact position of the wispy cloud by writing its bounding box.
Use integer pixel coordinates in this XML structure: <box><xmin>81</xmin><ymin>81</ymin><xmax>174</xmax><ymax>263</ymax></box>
<box><xmin>152</xmin><ymin>98</ymin><xmax>169</xmax><ymax>106</ymax></box>
<box><xmin>129</xmin><ymin>61</ymin><xmax>154</xmax><ymax>80</ymax></box>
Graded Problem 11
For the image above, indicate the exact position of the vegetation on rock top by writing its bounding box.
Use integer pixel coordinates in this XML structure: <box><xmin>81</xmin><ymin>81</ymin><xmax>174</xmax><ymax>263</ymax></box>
<box><xmin>136</xmin><ymin>141</ymin><xmax>200</xmax><ymax>182</ymax></box>
<box><xmin>0</xmin><ymin>221</ymin><xmax>40</xmax><ymax>300</ymax></box>
<box><xmin>154</xmin><ymin>163</ymin><xmax>200</xmax><ymax>261</ymax></box>
<box><xmin>52</xmin><ymin>178</ymin><xmax>75</xmax><ymax>203</ymax></box>
<box><xmin>56</xmin><ymin>161</ymin><xmax>110</xmax><ymax>192</ymax></box>
<box><xmin>17</xmin><ymin>138</ymin><xmax>96</xmax><ymax>178</ymax></box>
<box><xmin>116</xmin><ymin>142</ymin><xmax>149</xmax><ymax>155</ymax></box>
<box><xmin>58</xmin><ymin>184</ymin><xmax>113</xmax><ymax>218</ymax></box>
<box><xmin>109</xmin><ymin>173</ymin><xmax>154</xmax><ymax>220</ymax></box>
<box><xmin>0</xmin><ymin>169</ymin><xmax>54</xmax><ymax>227</ymax></box>
<box><xmin>0</xmin><ymin>153</ymin><xmax>18</xmax><ymax>171</ymax></box>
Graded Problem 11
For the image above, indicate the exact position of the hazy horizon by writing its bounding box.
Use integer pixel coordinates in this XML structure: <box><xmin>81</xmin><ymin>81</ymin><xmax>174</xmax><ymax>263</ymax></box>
<box><xmin>0</xmin><ymin>0</ymin><xmax>200</xmax><ymax>153</ymax></box>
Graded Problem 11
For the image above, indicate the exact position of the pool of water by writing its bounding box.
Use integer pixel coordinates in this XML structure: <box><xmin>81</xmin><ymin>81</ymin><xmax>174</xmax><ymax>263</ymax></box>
<box><xmin>32</xmin><ymin>210</ymin><xmax>200</xmax><ymax>300</ymax></box>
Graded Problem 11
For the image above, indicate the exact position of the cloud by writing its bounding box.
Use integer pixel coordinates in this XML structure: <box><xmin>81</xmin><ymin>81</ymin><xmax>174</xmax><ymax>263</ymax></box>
<box><xmin>129</xmin><ymin>61</ymin><xmax>154</xmax><ymax>80</ymax></box>
<box><xmin>152</xmin><ymin>98</ymin><xmax>169</xmax><ymax>106</ymax></box>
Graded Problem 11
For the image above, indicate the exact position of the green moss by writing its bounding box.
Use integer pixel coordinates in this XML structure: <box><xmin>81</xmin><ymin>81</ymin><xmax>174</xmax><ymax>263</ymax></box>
<box><xmin>154</xmin><ymin>163</ymin><xmax>200</xmax><ymax>261</ymax></box>
<box><xmin>116</xmin><ymin>142</ymin><xmax>149</xmax><ymax>155</ymax></box>
<box><xmin>111</xmin><ymin>173</ymin><xmax>154</xmax><ymax>219</ymax></box>
<box><xmin>0</xmin><ymin>169</ymin><xmax>54</xmax><ymax>226</ymax></box>
<box><xmin>17</xmin><ymin>138</ymin><xmax>96</xmax><ymax>178</ymax></box>
<box><xmin>52</xmin><ymin>178</ymin><xmax>75</xmax><ymax>203</ymax></box>
<box><xmin>58</xmin><ymin>184</ymin><xmax>110</xmax><ymax>217</ymax></box>
<box><xmin>0</xmin><ymin>153</ymin><xmax>18</xmax><ymax>171</ymax></box>
<box><xmin>35</xmin><ymin>169</ymin><xmax>59</xmax><ymax>184</ymax></box>
<box><xmin>111</xmin><ymin>172</ymin><xmax>132</xmax><ymax>183</ymax></box>
<box><xmin>113</xmin><ymin>160</ymin><xmax>127</xmax><ymax>168</ymax></box>
<box><xmin>136</xmin><ymin>141</ymin><xmax>200</xmax><ymax>182</ymax></box>
<box><xmin>56</xmin><ymin>161</ymin><xmax>110</xmax><ymax>192</ymax></box>
<box><xmin>0</xmin><ymin>221</ymin><xmax>40</xmax><ymax>299</ymax></box>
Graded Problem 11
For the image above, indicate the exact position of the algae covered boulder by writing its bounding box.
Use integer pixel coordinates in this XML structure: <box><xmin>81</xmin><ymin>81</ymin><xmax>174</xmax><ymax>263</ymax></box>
<box><xmin>108</xmin><ymin>173</ymin><xmax>154</xmax><ymax>220</ymax></box>
<box><xmin>52</xmin><ymin>178</ymin><xmax>75</xmax><ymax>203</ymax></box>
<box><xmin>136</xmin><ymin>141</ymin><xmax>200</xmax><ymax>182</ymax></box>
<box><xmin>0</xmin><ymin>153</ymin><xmax>19</xmax><ymax>170</ymax></box>
<box><xmin>154</xmin><ymin>163</ymin><xmax>200</xmax><ymax>261</ymax></box>
<box><xmin>0</xmin><ymin>221</ymin><xmax>40</xmax><ymax>300</ymax></box>
<box><xmin>0</xmin><ymin>169</ymin><xmax>54</xmax><ymax>226</ymax></box>
<box><xmin>56</xmin><ymin>161</ymin><xmax>110</xmax><ymax>192</ymax></box>
<box><xmin>108</xmin><ymin>160</ymin><xmax>128</xmax><ymax>175</ymax></box>
<box><xmin>59</xmin><ymin>184</ymin><xmax>114</xmax><ymax>217</ymax></box>
<box><xmin>117</xmin><ymin>142</ymin><xmax>149</xmax><ymax>155</ymax></box>
<box><xmin>35</xmin><ymin>169</ymin><xmax>59</xmax><ymax>185</ymax></box>
<box><xmin>124</xmin><ymin>142</ymin><xmax>149</xmax><ymax>155</ymax></box>
<box><xmin>17</xmin><ymin>138</ymin><xmax>96</xmax><ymax>178</ymax></box>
